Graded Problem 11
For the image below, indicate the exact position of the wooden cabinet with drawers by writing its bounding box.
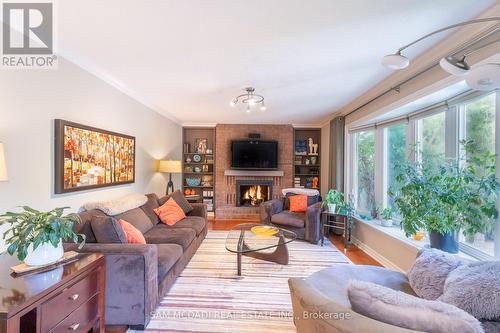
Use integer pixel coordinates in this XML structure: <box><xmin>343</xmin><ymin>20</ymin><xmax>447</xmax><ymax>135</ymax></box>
<box><xmin>0</xmin><ymin>253</ymin><xmax>105</xmax><ymax>333</ymax></box>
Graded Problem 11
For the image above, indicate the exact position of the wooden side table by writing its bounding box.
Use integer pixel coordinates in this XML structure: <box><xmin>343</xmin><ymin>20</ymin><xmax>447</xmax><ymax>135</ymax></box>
<box><xmin>0</xmin><ymin>253</ymin><xmax>105</xmax><ymax>333</ymax></box>
<box><xmin>321</xmin><ymin>211</ymin><xmax>352</xmax><ymax>249</ymax></box>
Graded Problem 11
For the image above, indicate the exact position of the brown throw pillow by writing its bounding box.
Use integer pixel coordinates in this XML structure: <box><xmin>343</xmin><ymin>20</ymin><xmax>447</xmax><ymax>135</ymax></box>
<box><xmin>168</xmin><ymin>190</ymin><xmax>193</xmax><ymax>214</ymax></box>
<box><xmin>90</xmin><ymin>215</ymin><xmax>128</xmax><ymax>243</ymax></box>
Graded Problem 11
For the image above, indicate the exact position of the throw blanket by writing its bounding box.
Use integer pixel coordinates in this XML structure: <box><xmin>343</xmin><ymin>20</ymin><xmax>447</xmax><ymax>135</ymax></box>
<box><xmin>80</xmin><ymin>193</ymin><xmax>148</xmax><ymax>216</ymax></box>
<box><xmin>282</xmin><ymin>188</ymin><xmax>320</xmax><ymax>196</ymax></box>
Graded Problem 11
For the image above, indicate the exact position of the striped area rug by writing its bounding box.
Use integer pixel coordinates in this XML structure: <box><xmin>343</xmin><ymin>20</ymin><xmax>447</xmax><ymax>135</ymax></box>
<box><xmin>131</xmin><ymin>231</ymin><xmax>351</xmax><ymax>333</ymax></box>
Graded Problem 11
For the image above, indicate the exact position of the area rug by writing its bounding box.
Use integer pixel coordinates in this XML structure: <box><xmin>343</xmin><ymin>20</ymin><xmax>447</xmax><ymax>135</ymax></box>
<box><xmin>131</xmin><ymin>231</ymin><xmax>351</xmax><ymax>333</ymax></box>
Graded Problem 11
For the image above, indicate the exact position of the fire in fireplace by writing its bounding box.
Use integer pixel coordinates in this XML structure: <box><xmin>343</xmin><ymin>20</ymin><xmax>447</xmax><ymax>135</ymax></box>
<box><xmin>236</xmin><ymin>180</ymin><xmax>272</xmax><ymax>207</ymax></box>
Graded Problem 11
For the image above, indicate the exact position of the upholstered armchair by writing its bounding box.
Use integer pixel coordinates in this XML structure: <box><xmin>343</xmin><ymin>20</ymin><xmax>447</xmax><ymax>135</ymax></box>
<box><xmin>260</xmin><ymin>196</ymin><xmax>322</xmax><ymax>244</ymax></box>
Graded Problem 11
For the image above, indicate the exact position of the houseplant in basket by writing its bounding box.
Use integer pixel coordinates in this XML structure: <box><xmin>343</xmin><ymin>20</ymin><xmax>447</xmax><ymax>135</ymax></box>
<box><xmin>1</xmin><ymin>206</ymin><xmax>85</xmax><ymax>265</ymax></box>
<box><xmin>389</xmin><ymin>140</ymin><xmax>499</xmax><ymax>253</ymax></box>
<box><xmin>322</xmin><ymin>189</ymin><xmax>344</xmax><ymax>213</ymax></box>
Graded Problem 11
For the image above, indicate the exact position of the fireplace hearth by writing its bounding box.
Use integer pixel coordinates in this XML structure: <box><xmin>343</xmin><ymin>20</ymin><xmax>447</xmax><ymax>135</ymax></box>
<box><xmin>236</xmin><ymin>180</ymin><xmax>272</xmax><ymax>207</ymax></box>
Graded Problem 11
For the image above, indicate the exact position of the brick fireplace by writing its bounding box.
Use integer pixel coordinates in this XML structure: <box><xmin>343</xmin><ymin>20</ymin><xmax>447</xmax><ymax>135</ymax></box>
<box><xmin>236</xmin><ymin>180</ymin><xmax>273</xmax><ymax>207</ymax></box>
<box><xmin>215</xmin><ymin>124</ymin><xmax>294</xmax><ymax>219</ymax></box>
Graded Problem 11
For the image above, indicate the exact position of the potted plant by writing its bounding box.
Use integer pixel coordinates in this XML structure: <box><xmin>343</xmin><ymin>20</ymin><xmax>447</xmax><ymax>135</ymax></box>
<box><xmin>389</xmin><ymin>141</ymin><xmax>500</xmax><ymax>253</ymax></box>
<box><xmin>1</xmin><ymin>206</ymin><xmax>85</xmax><ymax>265</ymax></box>
<box><xmin>322</xmin><ymin>189</ymin><xmax>344</xmax><ymax>213</ymax></box>
<box><xmin>380</xmin><ymin>208</ymin><xmax>393</xmax><ymax>227</ymax></box>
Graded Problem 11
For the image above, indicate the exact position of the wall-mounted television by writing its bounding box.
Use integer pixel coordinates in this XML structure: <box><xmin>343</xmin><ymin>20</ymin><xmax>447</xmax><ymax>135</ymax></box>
<box><xmin>231</xmin><ymin>140</ymin><xmax>278</xmax><ymax>170</ymax></box>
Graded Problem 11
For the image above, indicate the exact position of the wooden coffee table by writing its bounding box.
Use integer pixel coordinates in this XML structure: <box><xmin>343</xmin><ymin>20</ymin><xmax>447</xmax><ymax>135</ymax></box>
<box><xmin>225</xmin><ymin>223</ymin><xmax>296</xmax><ymax>276</ymax></box>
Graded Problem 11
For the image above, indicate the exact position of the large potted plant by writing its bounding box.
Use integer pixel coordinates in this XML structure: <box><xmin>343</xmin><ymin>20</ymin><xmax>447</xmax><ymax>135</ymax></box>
<box><xmin>389</xmin><ymin>141</ymin><xmax>499</xmax><ymax>253</ymax></box>
<box><xmin>322</xmin><ymin>189</ymin><xmax>344</xmax><ymax>213</ymax></box>
<box><xmin>1</xmin><ymin>206</ymin><xmax>85</xmax><ymax>265</ymax></box>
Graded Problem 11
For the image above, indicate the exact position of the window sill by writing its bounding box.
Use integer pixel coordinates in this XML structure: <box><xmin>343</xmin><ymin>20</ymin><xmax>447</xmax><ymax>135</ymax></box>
<box><xmin>353</xmin><ymin>217</ymin><xmax>477</xmax><ymax>261</ymax></box>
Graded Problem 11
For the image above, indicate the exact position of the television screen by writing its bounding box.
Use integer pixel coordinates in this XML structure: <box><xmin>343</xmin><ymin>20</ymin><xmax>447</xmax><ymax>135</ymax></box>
<box><xmin>231</xmin><ymin>140</ymin><xmax>278</xmax><ymax>169</ymax></box>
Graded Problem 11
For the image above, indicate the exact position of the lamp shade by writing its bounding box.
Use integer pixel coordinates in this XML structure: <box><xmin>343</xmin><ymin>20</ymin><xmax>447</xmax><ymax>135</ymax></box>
<box><xmin>158</xmin><ymin>160</ymin><xmax>182</xmax><ymax>173</ymax></box>
<box><xmin>466</xmin><ymin>64</ymin><xmax>500</xmax><ymax>91</ymax></box>
<box><xmin>0</xmin><ymin>143</ymin><xmax>8</xmax><ymax>181</ymax></box>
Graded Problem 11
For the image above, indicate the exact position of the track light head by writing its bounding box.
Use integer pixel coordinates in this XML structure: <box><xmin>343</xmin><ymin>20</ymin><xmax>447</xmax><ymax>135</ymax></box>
<box><xmin>381</xmin><ymin>51</ymin><xmax>410</xmax><ymax>70</ymax></box>
<box><xmin>439</xmin><ymin>56</ymin><xmax>470</xmax><ymax>76</ymax></box>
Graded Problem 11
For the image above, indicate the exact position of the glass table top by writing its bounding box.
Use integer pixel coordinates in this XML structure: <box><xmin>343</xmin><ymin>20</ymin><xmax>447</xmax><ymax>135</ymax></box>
<box><xmin>225</xmin><ymin>223</ymin><xmax>297</xmax><ymax>254</ymax></box>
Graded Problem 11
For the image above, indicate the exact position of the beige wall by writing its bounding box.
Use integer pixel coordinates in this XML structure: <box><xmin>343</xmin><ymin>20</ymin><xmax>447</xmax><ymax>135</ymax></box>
<box><xmin>0</xmin><ymin>58</ymin><xmax>182</xmax><ymax>250</ymax></box>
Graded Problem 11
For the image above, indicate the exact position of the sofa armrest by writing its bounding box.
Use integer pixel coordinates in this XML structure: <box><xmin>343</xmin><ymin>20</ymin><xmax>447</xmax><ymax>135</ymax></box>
<box><xmin>260</xmin><ymin>199</ymin><xmax>284</xmax><ymax>224</ymax></box>
<box><xmin>188</xmin><ymin>203</ymin><xmax>207</xmax><ymax>219</ymax></box>
<box><xmin>63</xmin><ymin>243</ymin><xmax>158</xmax><ymax>328</ymax></box>
<box><xmin>304</xmin><ymin>202</ymin><xmax>323</xmax><ymax>244</ymax></box>
<box><xmin>288</xmin><ymin>278</ymin><xmax>420</xmax><ymax>333</ymax></box>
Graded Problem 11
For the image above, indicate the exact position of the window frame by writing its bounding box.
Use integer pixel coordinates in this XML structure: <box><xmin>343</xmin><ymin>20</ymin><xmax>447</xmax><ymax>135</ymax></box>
<box><xmin>347</xmin><ymin>91</ymin><xmax>499</xmax><ymax>260</ymax></box>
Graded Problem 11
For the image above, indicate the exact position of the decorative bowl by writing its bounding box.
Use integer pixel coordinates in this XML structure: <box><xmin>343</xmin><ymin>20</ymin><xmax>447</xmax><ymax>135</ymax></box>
<box><xmin>186</xmin><ymin>177</ymin><xmax>201</xmax><ymax>186</ymax></box>
<box><xmin>251</xmin><ymin>225</ymin><xmax>279</xmax><ymax>236</ymax></box>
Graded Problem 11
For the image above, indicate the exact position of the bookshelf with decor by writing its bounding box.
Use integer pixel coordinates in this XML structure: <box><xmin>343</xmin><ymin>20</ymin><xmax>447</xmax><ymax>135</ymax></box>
<box><xmin>293</xmin><ymin>128</ymin><xmax>321</xmax><ymax>191</ymax></box>
<box><xmin>182</xmin><ymin>127</ymin><xmax>215</xmax><ymax>213</ymax></box>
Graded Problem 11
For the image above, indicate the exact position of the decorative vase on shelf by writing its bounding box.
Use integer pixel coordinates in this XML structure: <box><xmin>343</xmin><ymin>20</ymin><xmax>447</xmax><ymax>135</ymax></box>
<box><xmin>24</xmin><ymin>240</ymin><xmax>64</xmax><ymax>266</ymax></box>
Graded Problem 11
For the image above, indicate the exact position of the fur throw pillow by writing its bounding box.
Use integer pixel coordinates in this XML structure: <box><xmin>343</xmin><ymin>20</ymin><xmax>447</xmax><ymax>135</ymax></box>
<box><xmin>439</xmin><ymin>261</ymin><xmax>500</xmax><ymax>320</ymax></box>
<box><xmin>348</xmin><ymin>280</ymin><xmax>484</xmax><ymax>333</ymax></box>
<box><xmin>408</xmin><ymin>248</ymin><xmax>466</xmax><ymax>300</ymax></box>
<box><xmin>81</xmin><ymin>193</ymin><xmax>148</xmax><ymax>216</ymax></box>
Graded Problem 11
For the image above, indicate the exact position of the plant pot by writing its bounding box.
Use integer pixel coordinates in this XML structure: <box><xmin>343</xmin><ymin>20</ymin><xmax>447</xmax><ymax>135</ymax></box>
<box><xmin>381</xmin><ymin>219</ymin><xmax>393</xmax><ymax>227</ymax></box>
<box><xmin>429</xmin><ymin>230</ymin><xmax>459</xmax><ymax>254</ymax></box>
<box><xmin>24</xmin><ymin>240</ymin><xmax>64</xmax><ymax>266</ymax></box>
<box><xmin>392</xmin><ymin>219</ymin><xmax>401</xmax><ymax>227</ymax></box>
<box><xmin>327</xmin><ymin>203</ymin><xmax>337</xmax><ymax>213</ymax></box>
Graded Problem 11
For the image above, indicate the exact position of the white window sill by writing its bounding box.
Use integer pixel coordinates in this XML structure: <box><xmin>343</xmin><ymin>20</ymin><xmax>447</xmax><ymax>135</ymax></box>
<box><xmin>353</xmin><ymin>217</ymin><xmax>477</xmax><ymax>261</ymax></box>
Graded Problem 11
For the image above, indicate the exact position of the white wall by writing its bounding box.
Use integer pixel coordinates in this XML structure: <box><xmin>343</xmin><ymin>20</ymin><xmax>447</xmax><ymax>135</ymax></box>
<box><xmin>0</xmin><ymin>58</ymin><xmax>182</xmax><ymax>249</ymax></box>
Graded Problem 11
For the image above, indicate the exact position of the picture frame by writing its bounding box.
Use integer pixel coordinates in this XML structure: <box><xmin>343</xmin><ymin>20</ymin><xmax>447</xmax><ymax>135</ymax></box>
<box><xmin>195</xmin><ymin>138</ymin><xmax>207</xmax><ymax>153</ymax></box>
<box><xmin>54</xmin><ymin>119</ymin><xmax>136</xmax><ymax>194</ymax></box>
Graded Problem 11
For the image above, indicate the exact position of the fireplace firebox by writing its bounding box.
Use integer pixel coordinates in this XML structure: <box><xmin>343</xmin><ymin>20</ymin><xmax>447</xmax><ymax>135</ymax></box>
<box><xmin>236</xmin><ymin>180</ymin><xmax>273</xmax><ymax>207</ymax></box>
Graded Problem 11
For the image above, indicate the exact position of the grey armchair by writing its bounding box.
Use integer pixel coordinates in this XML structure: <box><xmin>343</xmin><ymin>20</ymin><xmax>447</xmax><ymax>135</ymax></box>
<box><xmin>260</xmin><ymin>198</ymin><xmax>322</xmax><ymax>244</ymax></box>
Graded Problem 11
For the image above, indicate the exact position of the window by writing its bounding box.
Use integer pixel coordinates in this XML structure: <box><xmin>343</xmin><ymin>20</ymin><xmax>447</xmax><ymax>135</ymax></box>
<box><xmin>385</xmin><ymin>123</ymin><xmax>407</xmax><ymax>212</ymax></box>
<box><xmin>347</xmin><ymin>90</ymin><xmax>499</xmax><ymax>260</ymax></box>
<box><xmin>419</xmin><ymin>112</ymin><xmax>445</xmax><ymax>169</ymax></box>
<box><xmin>355</xmin><ymin>130</ymin><xmax>375</xmax><ymax>212</ymax></box>
<box><xmin>460</xmin><ymin>93</ymin><xmax>496</xmax><ymax>257</ymax></box>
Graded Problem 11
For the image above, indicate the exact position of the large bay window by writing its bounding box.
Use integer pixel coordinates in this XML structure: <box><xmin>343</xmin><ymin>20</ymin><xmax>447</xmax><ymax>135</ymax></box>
<box><xmin>348</xmin><ymin>91</ymin><xmax>499</xmax><ymax>260</ymax></box>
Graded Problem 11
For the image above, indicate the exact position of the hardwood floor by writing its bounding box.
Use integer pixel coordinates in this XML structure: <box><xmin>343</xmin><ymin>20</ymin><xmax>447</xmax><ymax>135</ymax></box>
<box><xmin>105</xmin><ymin>218</ymin><xmax>380</xmax><ymax>332</ymax></box>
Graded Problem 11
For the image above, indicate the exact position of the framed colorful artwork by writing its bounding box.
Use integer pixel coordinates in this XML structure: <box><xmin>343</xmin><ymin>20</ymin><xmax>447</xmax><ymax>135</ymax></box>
<box><xmin>195</xmin><ymin>138</ymin><xmax>207</xmax><ymax>153</ymax></box>
<box><xmin>54</xmin><ymin>119</ymin><xmax>136</xmax><ymax>194</ymax></box>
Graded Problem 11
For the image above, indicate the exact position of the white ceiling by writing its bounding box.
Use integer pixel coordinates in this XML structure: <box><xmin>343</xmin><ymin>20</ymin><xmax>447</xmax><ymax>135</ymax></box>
<box><xmin>58</xmin><ymin>0</ymin><xmax>497</xmax><ymax>125</ymax></box>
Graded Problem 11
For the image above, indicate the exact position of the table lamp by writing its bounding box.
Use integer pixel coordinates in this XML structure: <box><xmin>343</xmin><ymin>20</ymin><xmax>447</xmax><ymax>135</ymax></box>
<box><xmin>158</xmin><ymin>160</ymin><xmax>181</xmax><ymax>194</ymax></box>
<box><xmin>0</xmin><ymin>143</ymin><xmax>8</xmax><ymax>182</ymax></box>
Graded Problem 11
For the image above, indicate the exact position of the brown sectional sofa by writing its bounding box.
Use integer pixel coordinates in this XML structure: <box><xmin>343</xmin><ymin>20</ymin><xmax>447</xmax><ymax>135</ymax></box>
<box><xmin>64</xmin><ymin>193</ymin><xmax>208</xmax><ymax>329</ymax></box>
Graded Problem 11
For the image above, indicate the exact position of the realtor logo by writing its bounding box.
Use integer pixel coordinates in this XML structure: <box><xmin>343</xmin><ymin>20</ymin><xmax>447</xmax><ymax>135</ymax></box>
<box><xmin>1</xmin><ymin>1</ymin><xmax>57</xmax><ymax>68</ymax></box>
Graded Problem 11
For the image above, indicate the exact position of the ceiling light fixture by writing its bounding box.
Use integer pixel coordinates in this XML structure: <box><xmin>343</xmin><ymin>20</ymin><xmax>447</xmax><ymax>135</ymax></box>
<box><xmin>229</xmin><ymin>87</ymin><xmax>265</xmax><ymax>112</ymax></box>
<box><xmin>465</xmin><ymin>63</ymin><xmax>500</xmax><ymax>91</ymax></box>
<box><xmin>382</xmin><ymin>17</ymin><xmax>500</xmax><ymax>90</ymax></box>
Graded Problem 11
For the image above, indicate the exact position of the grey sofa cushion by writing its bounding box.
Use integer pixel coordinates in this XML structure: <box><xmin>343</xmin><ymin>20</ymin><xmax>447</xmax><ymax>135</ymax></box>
<box><xmin>156</xmin><ymin>216</ymin><xmax>206</xmax><ymax>236</ymax></box>
<box><xmin>156</xmin><ymin>244</ymin><xmax>183</xmax><ymax>282</ymax></box>
<box><xmin>114</xmin><ymin>207</ymin><xmax>154</xmax><ymax>234</ymax></box>
<box><xmin>348</xmin><ymin>280</ymin><xmax>484</xmax><ymax>333</ymax></box>
<box><xmin>271</xmin><ymin>211</ymin><xmax>305</xmax><ymax>228</ymax></box>
<box><xmin>482</xmin><ymin>320</ymin><xmax>500</xmax><ymax>333</ymax></box>
<box><xmin>408</xmin><ymin>248</ymin><xmax>466</xmax><ymax>300</ymax></box>
<box><xmin>90</xmin><ymin>215</ymin><xmax>128</xmax><ymax>243</ymax></box>
<box><xmin>75</xmin><ymin>209</ymin><xmax>103</xmax><ymax>243</ymax></box>
<box><xmin>141</xmin><ymin>193</ymin><xmax>161</xmax><ymax>225</ymax></box>
<box><xmin>143</xmin><ymin>226</ymin><xmax>196</xmax><ymax>250</ymax></box>
<box><xmin>284</xmin><ymin>193</ymin><xmax>319</xmax><ymax>210</ymax></box>
<box><xmin>159</xmin><ymin>190</ymin><xmax>193</xmax><ymax>215</ymax></box>
<box><xmin>440</xmin><ymin>261</ymin><xmax>500</xmax><ymax>320</ymax></box>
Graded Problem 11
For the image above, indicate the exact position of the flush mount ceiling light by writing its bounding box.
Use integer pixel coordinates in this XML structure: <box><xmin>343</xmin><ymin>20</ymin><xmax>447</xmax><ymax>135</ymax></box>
<box><xmin>229</xmin><ymin>87</ymin><xmax>266</xmax><ymax>112</ymax></box>
<box><xmin>382</xmin><ymin>17</ymin><xmax>500</xmax><ymax>88</ymax></box>
<box><xmin>465</xmin><ymin>63</ymin><xmax>500</xmax><ymax>91</ymax></box>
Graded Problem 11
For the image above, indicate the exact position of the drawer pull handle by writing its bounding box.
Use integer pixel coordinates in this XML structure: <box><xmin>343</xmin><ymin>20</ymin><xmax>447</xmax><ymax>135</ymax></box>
<box><xmin>69</xmin><ymin>294</ymin><xmax>79</xmax><ymax>301</ymax></box>
<box><xmin>68</xmin><ymin>323</ymin><xmax>80</xmax><ymax>330</ymax></box>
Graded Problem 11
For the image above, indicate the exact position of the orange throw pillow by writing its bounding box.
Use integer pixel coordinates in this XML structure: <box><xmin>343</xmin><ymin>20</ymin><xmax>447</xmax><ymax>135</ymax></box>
<box><xmin>154</xmin><ymin>198</ymin><xmax>186</xmax><ymax>226</ymax></box>
<box><xmin>289</xmin><ymin>194</ymin><xmax>308</xmax><ymax>212</ymax></box>
<box><xmin>117</xmin><ymin>219</ymin><xmax>146</xmax><ymax>244</ymax></box>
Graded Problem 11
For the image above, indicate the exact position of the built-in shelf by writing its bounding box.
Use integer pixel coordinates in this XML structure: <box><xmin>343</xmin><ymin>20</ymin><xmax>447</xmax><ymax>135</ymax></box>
<box><xmin>294</xmin><ymin>128</ymin><xmax>321</xmax><ymax>191</ymax></box>
<box><xmin>224</xmin><ymin>170</ymin><xmax>285</xmax><ymax>177</ymax></box>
